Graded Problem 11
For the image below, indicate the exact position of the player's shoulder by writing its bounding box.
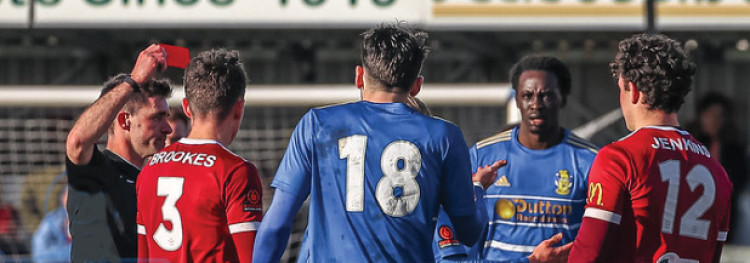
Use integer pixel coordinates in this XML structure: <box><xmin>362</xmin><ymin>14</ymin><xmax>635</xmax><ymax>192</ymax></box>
<box><xmin>310</xmin><ymin>101</ymin><xmax>362</xmax><ymax>115</ymax></box>
<box><xmin>475</xmin><ymin>129</ymin><xmax>513</xmax><ymax>150</ymax></box>
<box><xmin>564</xmin><ymin>131</ymin><xmax>600</xmax><ymax>155</ymax></box>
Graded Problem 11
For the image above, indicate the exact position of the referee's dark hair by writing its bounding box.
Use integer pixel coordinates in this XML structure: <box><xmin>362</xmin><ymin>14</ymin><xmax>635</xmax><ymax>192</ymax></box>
<box><xmin>100</xmin><ymin>73</ymin><xmax>172</xmax><ymax>114</ymax></box>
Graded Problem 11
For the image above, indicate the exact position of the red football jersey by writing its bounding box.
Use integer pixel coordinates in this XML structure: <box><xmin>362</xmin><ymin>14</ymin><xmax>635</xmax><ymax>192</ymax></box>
<box><xmin>570</xmin><ymin>126</ymin><xmax>732</xmax><ymax>263</ymax></box>
<box><xmin>136</xmin><ymin>138</ymin><xmax>263</xmax><ymax>262</ymax></box>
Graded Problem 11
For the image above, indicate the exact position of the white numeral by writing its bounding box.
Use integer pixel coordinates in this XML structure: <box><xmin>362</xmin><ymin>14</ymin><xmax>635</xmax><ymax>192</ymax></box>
<box><xmin>340</xmin><ymin>136</ymin><xmax>422</xmax><ymax>217</ymax></box>
<box><xmin>682</xmin><ymin>164</ymin><xmax>715</xmax><ymax>240</ymax></box>
<box><xmin>659</xmin><ymin>160</ymin><xmax>680</xmax><ymax>234</ymax></box>
<box><xmin>153</xmin><ymin>177</ymin><xmax>184</xmax><ymax>251</ymax></box>
<box><xmin>659</xmin><ymin>161</ymin><xmax>715</xmax><ymax>240</ymax></box>
<box><xmin>377</xmin><ymin>141</ymin><xmax>422</xmax><ymax>217</ymax></box>
<box><xmin>340</xmin><ymin>135</ymin><xmax>367</xmax><ymax>212</ymax></box>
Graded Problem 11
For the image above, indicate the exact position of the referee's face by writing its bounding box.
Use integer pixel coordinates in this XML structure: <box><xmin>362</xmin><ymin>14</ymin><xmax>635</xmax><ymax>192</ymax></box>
<box><xmin>130</xmin><ymin>96</ymin><xmax>172</xmax><ymax>157</ymax></box>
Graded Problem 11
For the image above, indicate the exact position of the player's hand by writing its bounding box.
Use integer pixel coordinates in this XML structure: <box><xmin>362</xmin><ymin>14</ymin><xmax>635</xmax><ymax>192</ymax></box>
<box><xmin>527</xmin><ymin>233</ymin><xmax>572</xmax><ymax>263</ymax></box>
<box><xmin>472</xmin><ymin>160</ymin><xmax>506</xmax><ymax>189</ymax></box>
<box><xmin>130</xmin><ymin>44</ymin><xmax>167</xmax><ymax>85</ymax></box>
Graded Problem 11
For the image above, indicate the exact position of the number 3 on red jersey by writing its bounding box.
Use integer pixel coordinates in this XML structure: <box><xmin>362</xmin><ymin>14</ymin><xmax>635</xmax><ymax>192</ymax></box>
<box><xmin>153</xmin><ymin>177</ymin><xmax>185</xmax><ymax>251</ymax></box>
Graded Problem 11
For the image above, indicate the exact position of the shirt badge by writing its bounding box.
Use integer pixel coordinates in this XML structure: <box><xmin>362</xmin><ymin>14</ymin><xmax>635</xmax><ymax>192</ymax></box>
<box><xmin>554</xmin><ymin>170</ymin><xmax>572</xmax><ymax>195</ymax></box>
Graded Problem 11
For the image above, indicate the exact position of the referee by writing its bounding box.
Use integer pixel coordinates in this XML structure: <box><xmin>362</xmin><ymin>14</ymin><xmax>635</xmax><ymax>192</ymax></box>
<box><xmin>65</xmin><ymin>44</ymin><xmax>173</xmax><ymax>262</ymax></box>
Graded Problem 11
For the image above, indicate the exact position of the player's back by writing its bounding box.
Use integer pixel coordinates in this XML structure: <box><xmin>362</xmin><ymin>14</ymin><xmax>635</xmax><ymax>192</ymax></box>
<box><xmin>588</xmin><ymin>126</ymin><xmax>732</xmax><ymax>262</ymax></box>
<box><xmin>137</xmin><ymin>139</ymin><xmax>262</xmax><ymax>263</ymax></box>
<box><xmin>275</xmin><ymin>101</ymin><xmax>476</xmax><ymax>262</ymax></box>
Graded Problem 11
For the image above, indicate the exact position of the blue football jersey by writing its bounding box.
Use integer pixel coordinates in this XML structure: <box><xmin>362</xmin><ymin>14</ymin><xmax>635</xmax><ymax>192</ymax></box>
<box><xmin>433</xmin><ymin>126</ymin><xmax>597</xmax><ymax>262</ymax></box>
<box><xmin>272</xmin><ymin>101</ymin><xmax>477</xmax><ymax>263</ymax></box>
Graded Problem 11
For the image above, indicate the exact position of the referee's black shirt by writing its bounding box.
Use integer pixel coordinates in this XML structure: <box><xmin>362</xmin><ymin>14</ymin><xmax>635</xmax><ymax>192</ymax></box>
<box><xmin>66</xmin><ymin>146</ymin><xmax>139</xmax><ymax>262</ymax></box>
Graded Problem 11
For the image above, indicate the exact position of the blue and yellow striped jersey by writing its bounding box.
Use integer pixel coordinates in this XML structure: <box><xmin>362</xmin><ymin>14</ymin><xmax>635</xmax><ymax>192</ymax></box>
<box><xmin>433</xmin><ymin>126</ymin><xmax>597</xmax><ymax>262</ymax></box>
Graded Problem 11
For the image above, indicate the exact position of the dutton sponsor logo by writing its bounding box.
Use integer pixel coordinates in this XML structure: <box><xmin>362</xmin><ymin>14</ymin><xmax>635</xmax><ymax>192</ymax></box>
<box><xmin>495</xmin><ymin>198</ymin><xmax>574</xmax><ymax>224</ymax></box>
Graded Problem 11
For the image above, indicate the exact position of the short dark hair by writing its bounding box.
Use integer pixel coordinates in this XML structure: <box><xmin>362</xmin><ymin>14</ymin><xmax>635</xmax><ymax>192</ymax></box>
<box><xmin>509</xmin><ymin>55</ymin><xmax>572</xmax><ymax>98</ymax></box>
<box><xmin>184</xmin><ymin>49</ymin><xmax>248</xmax><ymax>120</ymax></box>
<box><xmin>100</xmin><ymin>73</ymin><xmax>172</xmax><ymax>114</ymax></box>
<box><xmin>611</xmin><ymin>33</ymin><xmax>696</xmax><ymax>113</ymax></box>
<box><xmin>360</xmin><ymin>22</ymin><xmax>430</xmax><ymax>93</ymax></box>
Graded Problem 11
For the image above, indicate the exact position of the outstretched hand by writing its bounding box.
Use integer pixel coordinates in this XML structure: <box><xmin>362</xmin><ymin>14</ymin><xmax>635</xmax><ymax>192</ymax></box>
<box><xmin>472</xmin><ymin>160</ymin><xmax>506</xmax><ymax>189</ymax></box>
<box><xmin>528</xmin><ymin>233</ymin><xmax>572</xmax><ymax>263</ymax></box>
<box><xmin>130</xmin><ymin>44</ymin><xmax>167</xmax><ymax>85</ymax></box>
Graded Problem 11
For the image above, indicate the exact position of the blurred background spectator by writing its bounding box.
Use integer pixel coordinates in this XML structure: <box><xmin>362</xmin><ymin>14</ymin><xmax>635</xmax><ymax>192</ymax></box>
<box><xmin>32</xmin><ymin>187</ymin><xmax>71</xmax><ymax>263</ymax></box>
<box><xmin>686</xmin><ymin>91</ymin><xmax>749</xmax><ymax>244</ymax></box>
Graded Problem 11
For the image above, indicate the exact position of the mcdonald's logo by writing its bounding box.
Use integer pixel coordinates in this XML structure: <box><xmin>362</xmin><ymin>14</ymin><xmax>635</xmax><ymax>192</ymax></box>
<box><xmin>588</xmin><ymin>182</ymin><xmax>603</xmax><ymax>206</ymax></box>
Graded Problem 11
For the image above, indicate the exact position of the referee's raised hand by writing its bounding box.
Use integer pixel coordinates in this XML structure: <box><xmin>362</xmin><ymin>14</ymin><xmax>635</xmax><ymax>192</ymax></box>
<box><xmin>130</xmin><ymin>44</ymin><xmax>167</xmax><ymax>86</ymax></box>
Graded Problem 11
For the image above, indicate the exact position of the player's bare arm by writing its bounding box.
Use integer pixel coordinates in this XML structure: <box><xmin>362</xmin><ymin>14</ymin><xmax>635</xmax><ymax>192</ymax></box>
<box><xmin>66</xmin><ymin>44</ymin><xmax>166</xmax><ymax>165</ymax></box>
<box><xmin>472</xmin><ymin>160</ymin><xmax>506</xmax><ymax>189</ymax></box>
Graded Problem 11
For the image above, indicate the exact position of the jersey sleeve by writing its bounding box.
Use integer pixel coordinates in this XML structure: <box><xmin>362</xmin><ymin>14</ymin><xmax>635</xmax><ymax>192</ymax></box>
<box><xmin>224</xmin><ymin>162</ymin><xmax>264</xmax><ymax>234</ymax></box>
<box><xmin>469</xmin><ymin>145</ymin><xmax>479</xmax><ymax>173</ymax></box>
<box><xmin>432</xmin><ymin>208</ymin><xmax>468</xmax><ymax>261</ymax></box>
<box><xmin>582</xmin><ymin>145</ymin><xmax>630</xmax><ymax>224</ymax></box>
<box><xmin>65</xmin><ymin>146</ymin><xmax>107</xmax><ymax>187</ymax></box>
<box><xmin>439</xmin><ymin>124</ymin><xmax>476</xmax><ymax>217</ymax></box>
<box><xmin>570</xmin><ymin>145</ymin><xmax>630</xmax><ymax>261</ymax></box>
<box><xmin>270</xmin><ymin>111</ymin><xmax>314</xmax><ymax>199</ymax></box>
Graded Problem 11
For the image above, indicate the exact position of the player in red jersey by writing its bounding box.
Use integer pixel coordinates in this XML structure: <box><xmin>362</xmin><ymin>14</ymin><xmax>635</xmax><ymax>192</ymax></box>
<box><xmin>136</xmin><ymin>49</ymin><xmax>261</xmax><ymax>263</ymax></box>
<box><xmin>569</xmin><ymin>34</ymin><xmax>732</xmax><ymax>263</ymax></box>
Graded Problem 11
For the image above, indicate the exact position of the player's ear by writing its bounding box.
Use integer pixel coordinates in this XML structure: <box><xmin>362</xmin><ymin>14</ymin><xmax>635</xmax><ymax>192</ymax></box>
<box><xmin>355</xmin><ymin>66</ymin><xmax>365</xmax><ymax>90</ymax></box>
<box><xmin>628</xmin><ymin>82</ymin><xmax>640</xmax><ymax>104</ymax></box>
<box><xmin>117</xmin><ymin>112</ymin><xmax>130</xmax><ymax>131</ymax></box>
<box><xmin>232</xmin><ymin>98</ymin><xmax>245</xmax><ymax>120</ymax></box>
<box><xmin>182</xmin><ymin>98</ymin><xmax>192</xmax><ymax>119</ymax></box>
<box><xmin>409</xmin><ymin>75</ymin><xmax>423</xmax><ymax>97</ymax></box>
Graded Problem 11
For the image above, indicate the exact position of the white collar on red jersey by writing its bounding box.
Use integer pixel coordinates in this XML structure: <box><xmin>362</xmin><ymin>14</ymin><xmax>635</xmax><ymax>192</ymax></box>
<box><xmin>619</xmin><ymin>125</ymin><xmax>689</xmax><ymax>141</ymax></box>
<box><xmin>176</xmin><ymin>138</ymin><xmax>247</xmax><ymax>161</ymax></box>
<box><xmin>178</xmin><ymin>138</ymin><xmax>222</xmax><ymax>145</ymax></box>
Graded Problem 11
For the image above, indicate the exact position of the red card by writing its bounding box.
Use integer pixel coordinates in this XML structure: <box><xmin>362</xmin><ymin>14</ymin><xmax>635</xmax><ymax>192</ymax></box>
<box><xmin>160</xmin><ymin>44</ymin><xmax>190</xmax><ymax>69</ymax></box>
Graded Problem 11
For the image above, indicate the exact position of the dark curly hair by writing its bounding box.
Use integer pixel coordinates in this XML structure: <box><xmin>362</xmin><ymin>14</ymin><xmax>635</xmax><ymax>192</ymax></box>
<box><xmin>510</xmin><ymin>55</ymin><xmax>572</xmax><ymax>99</ymax></box>
<box><xmin>610</xmin><ymin>34</ymin><xmax>696</xmax><ymax>113</ymax></box>
<box><xmin>184</xmin><ymin>48</ymin><xmax>248</xmax><ymax>120</ymax></box>
<box><xmin>361</xmin><ymin>22</ymin><xmax>430</xmax><ymax>93</ymax></box>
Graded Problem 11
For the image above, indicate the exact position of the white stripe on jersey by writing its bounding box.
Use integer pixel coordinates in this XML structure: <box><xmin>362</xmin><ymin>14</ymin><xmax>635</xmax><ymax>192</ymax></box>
<box><xmin>137</xmin><ymin>224</ymin><xmax>146</xmax><ymax>235</ymax></box>
<box><xmin>485</xmin><ymin>194</ymin><xmax>586</xmax><ymax>203</ymax></box>
<box><xmin>718</xmin><ymin>231</ymin><xmax>728</xmax><ymax>241</ymax></box>
<box><xmin>583</xmin><ymin>208</ymin><xmax>622</xmax><ymax>225</ymax></box>
<box><xmin>228</xmin><ymin>222</ymin><xmax>260</xmax><ymax>234</ymax></box>
<box><xmin>489</xmin><ymin>220</ymin><xmax>581</xmax><ymax>230</ymax></box>
<box><xmin>484</xmin><ymin>240</ymin><xmax>536</xmax><ymax>253</ymax></box>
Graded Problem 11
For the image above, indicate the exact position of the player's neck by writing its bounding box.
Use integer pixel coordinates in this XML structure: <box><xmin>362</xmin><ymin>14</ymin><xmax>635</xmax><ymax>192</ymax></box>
<box><xmin>517</xmin><ymin>126</ymin><xmax>564</xmax><ymax>150</ymax></box>
<box><xmin>106</xmin><ymin>138</ymin><xmax>144</xmax><ymax>168</ymax></box>
<box><xmin>361</xmin><ymin>87</ymin><xmax>409</xmax><ymax>104</ymax></box>
<box><xmin>186</xmin><ymin>121</ymin><xmax>235</xmax><ymax>146</ymax></box>
<box><xmin>630</xmin><ymin>110</ymin><xmax>680</xmax><ymax>131</ymax></box>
